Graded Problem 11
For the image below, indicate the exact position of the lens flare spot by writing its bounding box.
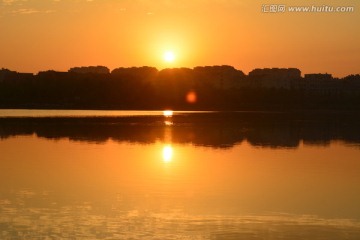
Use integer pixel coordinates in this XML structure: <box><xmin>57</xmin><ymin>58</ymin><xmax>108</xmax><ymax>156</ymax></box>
<box><xmin>186</xmin><ymin>91</ymin><xmax>197</xmax><ymax>104</ymax></box>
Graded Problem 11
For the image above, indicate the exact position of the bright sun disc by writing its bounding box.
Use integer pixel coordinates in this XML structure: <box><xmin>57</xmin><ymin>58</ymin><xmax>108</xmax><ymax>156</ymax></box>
<box><xmin>163</xmin><ymin>51</ymin><xmax>175</xmax><ymax>62</ymax></box>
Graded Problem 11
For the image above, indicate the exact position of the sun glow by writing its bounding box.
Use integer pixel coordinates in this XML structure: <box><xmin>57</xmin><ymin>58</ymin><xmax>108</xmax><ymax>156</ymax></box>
<box><xmin>162</xmin><ymin>145</ymin><xmax>173</xmax><ymax>162</ymax></box>
<box><xmin>163</xmin><ymin>51</ymin><xmax>176</xmax><ymax>62</ymax></box>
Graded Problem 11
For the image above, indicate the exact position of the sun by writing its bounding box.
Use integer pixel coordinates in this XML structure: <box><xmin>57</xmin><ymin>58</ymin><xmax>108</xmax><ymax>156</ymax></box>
<box><xmin>163</xmin><ymin>51</ymin><xmax>176</xmax><ymax>62</ymax></box>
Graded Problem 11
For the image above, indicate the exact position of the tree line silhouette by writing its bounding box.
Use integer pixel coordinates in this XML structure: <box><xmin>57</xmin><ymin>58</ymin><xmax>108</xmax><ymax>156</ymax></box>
<box><xmin>0</xmin><ymin>66</ymin><xmax>359</xmax><ymax>110</ymax></box>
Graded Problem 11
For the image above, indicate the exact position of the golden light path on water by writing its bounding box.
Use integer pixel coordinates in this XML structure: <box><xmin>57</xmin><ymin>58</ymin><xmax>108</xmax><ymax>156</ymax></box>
<box><xmin>162</xmin><ymin>145</ymin><xmax>173</xmax><ymax>163</ymax></box>
<box><xmin>162</xmin><ymin>110</ymin><xmax>174</xmax><ymax>162</ymax></box>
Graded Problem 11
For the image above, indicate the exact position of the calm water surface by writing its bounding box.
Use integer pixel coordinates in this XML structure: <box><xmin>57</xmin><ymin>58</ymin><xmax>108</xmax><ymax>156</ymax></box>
<box><xmin>1</xmin><ymin>110</ymin><xmax>360</xmax><ymax>239</ymax></box>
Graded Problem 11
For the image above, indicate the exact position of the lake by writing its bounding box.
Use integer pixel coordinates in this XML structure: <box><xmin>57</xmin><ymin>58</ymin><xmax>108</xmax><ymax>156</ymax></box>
<box><xmin>1</xmin><ymin>110</ymin><xmax>360</xmax><ymax>239</ymax></box>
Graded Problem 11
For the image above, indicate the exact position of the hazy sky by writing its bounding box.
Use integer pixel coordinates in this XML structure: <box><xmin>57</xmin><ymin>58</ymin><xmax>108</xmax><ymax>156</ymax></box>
<box><xmin>0</xmin><ymin>0</ymin><xmax>359</xmax><ymax>77</ymax></box>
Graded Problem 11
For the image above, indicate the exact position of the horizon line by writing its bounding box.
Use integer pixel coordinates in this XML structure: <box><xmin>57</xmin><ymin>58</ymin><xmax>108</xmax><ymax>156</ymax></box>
<box><xmin>2</xmin><ymin>65</ymin><xmax>359</xmax><ymax>78</ymax></box>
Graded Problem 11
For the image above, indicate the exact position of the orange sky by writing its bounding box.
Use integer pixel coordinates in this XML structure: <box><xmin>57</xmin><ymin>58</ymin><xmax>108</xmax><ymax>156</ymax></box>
<box><xmin>0</xmin><ymin>0</ymin><xmax>359</xmax><ymax>77</ymax></box>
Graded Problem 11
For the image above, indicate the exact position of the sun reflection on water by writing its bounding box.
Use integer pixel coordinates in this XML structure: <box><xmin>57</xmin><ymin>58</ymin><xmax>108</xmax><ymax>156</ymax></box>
<box><xmin>164</xmin><ymin>120</ymin><xmax>173</xmax><ymax>126</ymax></box>
<box><xmin>162</xmin><ymin>145</ymin><xmax>173</xmax><ymax>163</ymax></box>
<box><xmin>163</xmin><ymin>110</ymin><xmax>173</xmax><ymax>117</ymax></box>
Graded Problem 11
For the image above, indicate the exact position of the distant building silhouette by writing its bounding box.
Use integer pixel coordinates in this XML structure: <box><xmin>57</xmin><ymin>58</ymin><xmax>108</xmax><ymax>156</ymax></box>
<box><xmin>249</xmin><ymin>68</ymin><xmax>301</xmax><ymax>89</ymax></box>
<box><xmin>193</xmin><ymin>65</ymin><xmax>246</xmax><ymax>90</ymax></box>
<box><xmin>111</xmin><ymin>66</ymin><xmax>158</xmax><ymax>81</ymax></box>
<box><xmin>0</xmin><ymin>68</ymin><xmax>33</xmax><ymax>83</ymax></box>
<box><xmin>0</xmin><ymin>68</ymin><xmax>15</xmax><ymax>82</ymax></box>
<box><xmin>301</xmin><ymin>73</ymin><xmax>340</xmax><ymax>94</ymax></box>
<box><xmin>343</xmin><ymin>74</ymin><xmax>360</xmax><ymax>96</ymax></box>
<box><xmin>0</xmin><ymin>65</ymin><xmax>359</xmax><ymax>110</ymax></box>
